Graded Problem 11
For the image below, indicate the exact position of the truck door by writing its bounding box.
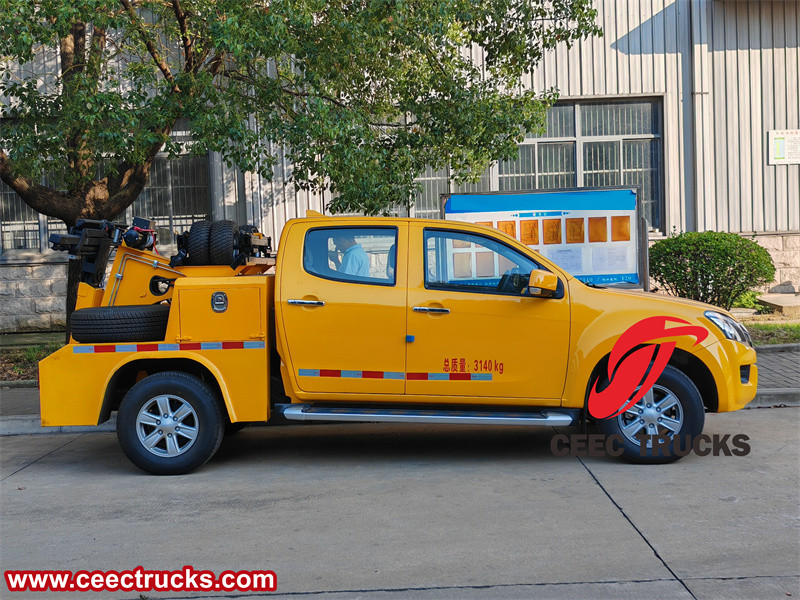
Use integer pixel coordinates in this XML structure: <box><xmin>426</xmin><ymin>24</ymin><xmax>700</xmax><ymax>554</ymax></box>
<box><xmin>405</xmin><ymin>224</ymin><xmax>570</xmax><ymax>403</ymax></box>
<box><xmin>278</xmin><ymin>222</ymin><xmax>407</xmax><ymax>395</ymax></box>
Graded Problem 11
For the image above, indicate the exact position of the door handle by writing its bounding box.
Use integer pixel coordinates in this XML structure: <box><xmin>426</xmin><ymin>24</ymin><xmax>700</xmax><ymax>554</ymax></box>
<box><xmin>412</xmin><ymin>306</ymin><xmax>450</xmax><ymax>314</ymax></box>
<box><xmin>288</xmin><ymin>299</ymin><xmax>325</xmax><ymax>307</ymax></box>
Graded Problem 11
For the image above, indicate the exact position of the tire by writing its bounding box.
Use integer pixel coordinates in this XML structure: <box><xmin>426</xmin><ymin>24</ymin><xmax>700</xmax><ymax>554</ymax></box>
<box><xmin>209</xmin><ymin>220</ymin><xmax>237</xmax><ymax>266</ymax></box>
<box><xmin>70</xmin><ymin>304</ymin><xmax>170</xmax><ymax>343</ymax></box>
<box><xmin>186</xmin><ymin>220</ymin><xmax>212</xmax><ymax>265</ymax></box>
<box><xmin>597</xmin><ymin>364</ymin><xmax>705</xmax><ymax>464</ymax></box>
<box><xmin>117</xmin><ymin>371</ymin><xmax>224</xmax><ymax>475</ymax></box>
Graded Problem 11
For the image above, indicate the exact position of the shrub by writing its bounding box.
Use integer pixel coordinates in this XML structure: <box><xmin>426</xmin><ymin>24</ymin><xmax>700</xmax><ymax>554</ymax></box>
<box><xmin>649</xmin><ymin>232</ymin><xmax>775</xmax><ymax>310</ymax></box>
<box><xmin>731</xmin><ymin>290</ymin><xmax>773</xmax><ymax>314</ymax></box>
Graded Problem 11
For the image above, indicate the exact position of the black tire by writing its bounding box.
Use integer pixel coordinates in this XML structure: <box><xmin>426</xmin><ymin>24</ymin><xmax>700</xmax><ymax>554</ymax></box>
<box><xmin>209</xmin><ymin>220</ymin><xmax>237</xmax><ymax>266</ymax></box>
<box><xmin>117</xmin><ymin>371</ymin><xmax>224</xmax><ymax>475</ymax></box>
<box><xmin>70</xmin><ymin>304</ymin><xmax>170</xmax><ymax>343</ymax></box>
<box><xmin>598</xmin><ymin>364</ymin><xmax>705</xmax><ymax>464</ymax></box>
<box><xmin>186</xmin><ymin>220</ymin><xmax>212</xmax><ymax>265</ymax></box>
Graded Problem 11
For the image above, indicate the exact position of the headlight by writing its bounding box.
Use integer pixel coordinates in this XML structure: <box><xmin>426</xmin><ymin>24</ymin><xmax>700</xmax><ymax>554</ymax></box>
<box><xmin>704</xmin><ymin>311</ymin><xmax>752</xmax><ymax>347</ymax></box>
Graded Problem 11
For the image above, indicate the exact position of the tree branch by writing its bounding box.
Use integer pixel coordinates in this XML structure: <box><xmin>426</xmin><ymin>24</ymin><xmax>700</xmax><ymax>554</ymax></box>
<box><xmin>87</xmin><ymin>25</ymin><xmax>107</xmax><ymax>84</ymax></box>
<box><xmin>171</xmin><ymin>0</ymin><xmax>194</xmax><ymax>72</ymax></box>
<box><xmin>0</xmin><ymin>151</ymin><xmax>76</xmax><ymax>224</ymax></box>
<box><xmin>119</xmin><ymin>0</ymin><xmax>180</xmax><ymax>92</ymax></box>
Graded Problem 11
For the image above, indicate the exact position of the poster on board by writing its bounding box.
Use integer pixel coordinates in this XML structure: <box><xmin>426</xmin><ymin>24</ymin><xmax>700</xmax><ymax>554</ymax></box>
<box><xmin>442</xmin><ymin>187</ymin><xmax>648</xmax><ymax>289</ymax></box>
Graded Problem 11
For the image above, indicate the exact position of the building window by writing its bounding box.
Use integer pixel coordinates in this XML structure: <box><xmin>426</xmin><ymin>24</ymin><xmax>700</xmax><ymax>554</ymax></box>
<box><xmin>0</xmin><ymin>153</ymin><xmax>212</xmax><ymax>253</ymax></box>
<box><xmin>415</xmin><ymin>99</ymin><xmax>664</xmax><ymax>231</ymax></box>
<box><xmin>130</xmin><ymin>155</ymin><xmax>212</xmax><ymax>245</ymax></box>
<box><xmin>0</xmin><ymin>183</ymin><xmax>40</xmax><ymax>251</ymax></box>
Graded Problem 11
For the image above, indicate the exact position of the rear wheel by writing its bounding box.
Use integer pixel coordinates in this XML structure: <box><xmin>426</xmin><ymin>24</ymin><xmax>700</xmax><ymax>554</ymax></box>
<box><xmin>117</xmin><ymin>372</ymin><xmax>224</xmax><ymax>475</ymax></box>
<box><xmin>598</xmin><ymin>365</ymin><xmax>705</xmax><ymax>463</ymax></box>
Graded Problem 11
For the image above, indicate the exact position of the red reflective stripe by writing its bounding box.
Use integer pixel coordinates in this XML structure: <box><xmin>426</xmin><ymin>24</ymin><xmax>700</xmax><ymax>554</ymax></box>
<box><xmin>222</xmin><ymin>341</ymin><xmax>244</xmax><ymax>350</ymax></box>
<box><xmin>319</xmin><ymin>369</ymin><xmax>341</xmax><ymax>378</ymax></box>
<box><xmin>406</xmin><ymin>372</ymin><xmax>428</xmax><ymax>380</ymax></box>
<box><xmin>179</xmin><ymin>343</ymin><xmax>202</xmax><ymax>350</ymax></box>
<box><xmin>136</xmin><ymin>344</ymin><xmax>158</xmax><ymax>352</ymax></box>
<box><xmin>94</xmin><ymin>345</ymin><xmax>116</xmax><ymax>353</ymax></box>
<box><xmin>449</xmin><ymin>373</ymin><xmax>470</xmax><ymax>380</ymax></box>
<box><xmin>361</xmin><ymin>371</ymin><xmax>384</xmax><ymax>379</ymax></box>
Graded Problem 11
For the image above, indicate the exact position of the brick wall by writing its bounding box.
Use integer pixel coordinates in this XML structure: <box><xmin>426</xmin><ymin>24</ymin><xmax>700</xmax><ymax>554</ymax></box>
<box><xmin>0</xmin><ymin>260</ymin><xmax>67</xmax><ymax>333</ymax></box>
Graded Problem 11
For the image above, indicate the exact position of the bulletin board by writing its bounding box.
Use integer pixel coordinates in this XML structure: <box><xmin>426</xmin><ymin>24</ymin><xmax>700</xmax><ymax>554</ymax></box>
<box><xmin>442</xmin><ymin>187</ymin><xmax>648</xmax><ymax>289</ymax></box>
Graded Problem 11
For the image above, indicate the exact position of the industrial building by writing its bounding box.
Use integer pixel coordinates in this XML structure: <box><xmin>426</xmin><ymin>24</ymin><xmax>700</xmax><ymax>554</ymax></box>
<box><xmin>1</xmin><ymin>0</ymin><xmax>798</xmax><ymax>332</ymax></box>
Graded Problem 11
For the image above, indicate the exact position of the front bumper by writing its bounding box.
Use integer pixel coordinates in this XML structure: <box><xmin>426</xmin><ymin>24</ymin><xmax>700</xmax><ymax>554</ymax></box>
<box><xmin>702</xmin><ymin>339</ymin><xmax>758</xmax><ymax>412</ymax></box>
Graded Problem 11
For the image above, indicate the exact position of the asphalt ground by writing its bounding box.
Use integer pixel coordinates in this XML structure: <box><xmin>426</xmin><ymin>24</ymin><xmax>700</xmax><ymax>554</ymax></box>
<box><xmin>1</xmin><ymin>407</ymin><xmax>798</xmax><ymax>600</ymax></box>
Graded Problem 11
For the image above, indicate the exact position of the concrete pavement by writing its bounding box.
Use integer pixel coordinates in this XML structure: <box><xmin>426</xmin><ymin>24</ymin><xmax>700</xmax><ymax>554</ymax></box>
<box><xmin>1</xmin><ymin>407</ymin><xmax>798</xmax><ymax>599</ymax></box>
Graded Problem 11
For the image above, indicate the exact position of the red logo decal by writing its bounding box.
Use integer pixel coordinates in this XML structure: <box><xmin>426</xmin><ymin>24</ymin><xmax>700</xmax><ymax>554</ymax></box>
<box><xmin>588</xmin><ymin>316</ymin><xmax>708</xmax><ymax>420</ymax></box>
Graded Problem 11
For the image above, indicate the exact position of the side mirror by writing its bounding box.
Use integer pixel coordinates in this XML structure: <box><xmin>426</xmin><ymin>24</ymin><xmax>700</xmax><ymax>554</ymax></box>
<box><xmin>528</xmin><ymin>269</ymin><xmax>559</xmax><ymax>298</ymax></box>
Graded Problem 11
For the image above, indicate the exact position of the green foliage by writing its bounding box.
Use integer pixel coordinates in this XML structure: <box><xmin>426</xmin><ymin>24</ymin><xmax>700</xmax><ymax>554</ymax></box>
<box><xmin>731</xmin><ymin>290</ymin><xmax>773</xmax><ymax>314</ymax></box>
<box><xmin>649</xmin><ymin>232</ymin><xmax>775</xmax><ymax>311</ymax></box>
<box><xmin>731</xmin><ymin>290</ymin><xmax>761</xmax><ymax>309</ymax></box>
<box><xmin>0</xmin><ymin>0</ymin><xmax>601</xmax><ymax>216</ymax></box>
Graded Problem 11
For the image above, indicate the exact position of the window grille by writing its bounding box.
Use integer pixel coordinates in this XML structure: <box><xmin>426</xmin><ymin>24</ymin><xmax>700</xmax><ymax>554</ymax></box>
<box><xmin>415</xmin><ymin>99</ymin><xmax>664</xmax><ymax>230</ymax></box>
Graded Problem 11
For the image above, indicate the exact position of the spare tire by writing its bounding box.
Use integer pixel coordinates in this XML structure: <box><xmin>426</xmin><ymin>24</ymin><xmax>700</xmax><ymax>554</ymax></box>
<box><xmin>186</xmin><ymin>220</ymin><xmax>212</xmax><ymax>265</ymax></box>
<box><xmin>70</xmin><ymin>304</ymin><xmax>171</xmax><ymax>344</ymax></box>
<box><xmin>209</xmin><ymin>220</ymin><xmax>237</xmax><ymax>266</ymax></box>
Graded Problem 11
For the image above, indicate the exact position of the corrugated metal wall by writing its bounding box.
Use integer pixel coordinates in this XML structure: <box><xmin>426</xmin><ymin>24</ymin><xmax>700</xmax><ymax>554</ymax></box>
<box><xmin>702</xmin><ymin>0</ymin><xmax>800</xmax><ymax>233</ymax></box>
<box><xmin>524</xmin><ymin>0</ymin><xmax>799</xmax><ymax>234</ymax></box>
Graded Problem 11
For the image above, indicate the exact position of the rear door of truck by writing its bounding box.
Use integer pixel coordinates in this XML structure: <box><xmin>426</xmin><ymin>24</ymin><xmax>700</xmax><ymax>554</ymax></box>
<box><xmin>277</xmin><ymin>219</ymin><xmax>408</xmax><ymax>395</ymax></box>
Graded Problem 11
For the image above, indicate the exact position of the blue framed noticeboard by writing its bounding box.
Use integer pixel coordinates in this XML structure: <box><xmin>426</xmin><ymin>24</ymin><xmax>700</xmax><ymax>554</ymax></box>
<box><xmin>442</xmin><ymin>187</ymin><xmax>648</xmax><ymax>288</ymax></box>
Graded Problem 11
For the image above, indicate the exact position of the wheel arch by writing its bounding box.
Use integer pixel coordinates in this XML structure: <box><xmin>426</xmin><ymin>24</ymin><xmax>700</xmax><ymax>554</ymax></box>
<box><xmin>583</xmin><ymin>347</ymin><xmax>719</xmax><ymax>417</ymax></box>
<box><xmin>99</xmin><ymin>357</ymin><xmax>231</xmax><ymax>424</ymax></box>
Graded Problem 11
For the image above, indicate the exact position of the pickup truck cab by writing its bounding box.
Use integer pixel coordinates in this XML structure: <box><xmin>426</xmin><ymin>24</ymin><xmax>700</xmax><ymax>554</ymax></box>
<box><xmin>40</xmin><ymin>215</ymin><xmax>758</xmax><ymax>474</ymax></box>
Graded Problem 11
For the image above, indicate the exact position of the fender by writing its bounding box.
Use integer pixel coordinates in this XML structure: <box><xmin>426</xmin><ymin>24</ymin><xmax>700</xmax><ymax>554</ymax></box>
<box><xmin>562</xmin><ymin>282</ymin><xmax>720</xmax><ymax>409</ymax></box>
<box><xmin>40</xmin><ymin>345</ymin><xmax>268</xmax><ymax>427</ymax></box>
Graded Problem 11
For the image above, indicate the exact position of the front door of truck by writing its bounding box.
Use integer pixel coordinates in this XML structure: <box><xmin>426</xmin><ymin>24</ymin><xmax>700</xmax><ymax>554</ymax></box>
<box><xmin>279</xmin><ymin>222</ymin><xmax>407</xmax><ymax>395</ymax></box>
<box><xmin>405</xmin><ymin>225</ymin><xmax>570</xmax><ymax>403</ymax></box>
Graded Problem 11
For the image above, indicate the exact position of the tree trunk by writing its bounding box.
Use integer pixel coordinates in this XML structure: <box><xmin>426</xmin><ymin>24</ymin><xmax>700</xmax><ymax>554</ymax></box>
<box><xmin>64</xmin><ymin>257</ymin><xmax>83</xmax><ymax>343</ymax></box>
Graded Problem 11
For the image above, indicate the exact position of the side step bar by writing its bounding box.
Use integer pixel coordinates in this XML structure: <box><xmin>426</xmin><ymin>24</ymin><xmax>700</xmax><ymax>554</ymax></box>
<box><xmin>277</xmin><ymin>404</ymin><xmax>577</xmax><ymax>427</ymax></box>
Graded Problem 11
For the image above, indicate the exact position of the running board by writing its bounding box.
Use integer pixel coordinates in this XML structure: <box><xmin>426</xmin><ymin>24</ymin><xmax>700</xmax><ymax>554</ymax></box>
<box><xmin>278</xmin><ymin>404</ymin><xmax>576</xmax><ymax>427</ymax></box>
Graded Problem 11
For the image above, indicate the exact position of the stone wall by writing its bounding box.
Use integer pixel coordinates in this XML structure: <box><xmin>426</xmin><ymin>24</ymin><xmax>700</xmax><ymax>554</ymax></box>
<box><xmin>0</xmin><ymin>259</ymin><xmax>67</xmax><ymax>333</ymax></box>
<box><xmin>751</xmin><ymin>232</ymin><xmax>800</xmax><ymax>294</ymax></box>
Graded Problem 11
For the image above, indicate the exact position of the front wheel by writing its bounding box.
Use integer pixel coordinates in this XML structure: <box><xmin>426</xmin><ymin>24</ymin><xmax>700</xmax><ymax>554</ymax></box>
<box><xmin>598</xmin><ymin>365</ymin><xmax>705</xmax><ymax>464</ymax></box>
<box><xmin>117</xmin><ymin>372</ymin><xmax>224</xmax><ymax>475</ymax></box>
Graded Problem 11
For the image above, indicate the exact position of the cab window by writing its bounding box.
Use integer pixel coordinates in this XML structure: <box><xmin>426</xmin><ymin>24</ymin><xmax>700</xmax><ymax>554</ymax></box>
<box><xmin>424</xmin><ymin>229</ymin><xmax>541</xmax><ymax>295</ymax></box>
<box><xmin>304</xmin><ymin>227</ymin><xmax>398</xmax><ymax>285</ymax></box>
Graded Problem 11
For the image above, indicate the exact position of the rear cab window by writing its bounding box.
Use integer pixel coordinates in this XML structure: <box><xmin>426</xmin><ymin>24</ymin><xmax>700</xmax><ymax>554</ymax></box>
<box><xmin>304</xmin><ymin>227</ymin><xmax>398</xmax><ymax>285</ymax></box>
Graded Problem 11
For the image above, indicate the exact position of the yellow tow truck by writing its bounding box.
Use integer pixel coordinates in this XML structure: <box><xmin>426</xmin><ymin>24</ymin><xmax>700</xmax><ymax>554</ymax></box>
<box><xmin>40</xmin><ymin>214</ymin><xmax>757</xmax><ymax>474</ymax></box>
